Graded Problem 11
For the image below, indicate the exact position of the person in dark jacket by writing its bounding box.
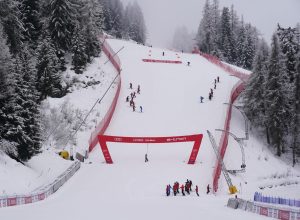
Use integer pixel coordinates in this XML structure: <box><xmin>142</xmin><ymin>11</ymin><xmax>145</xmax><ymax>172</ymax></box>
<box><xmin>207</xmin><ymin>184</ymin><xmax>211</xmax><ymax>194</ymax></box>
<box><xmin>195</xmin><ymin>185</ymin><xmax>199</xmax><ymax>196</ymax></box>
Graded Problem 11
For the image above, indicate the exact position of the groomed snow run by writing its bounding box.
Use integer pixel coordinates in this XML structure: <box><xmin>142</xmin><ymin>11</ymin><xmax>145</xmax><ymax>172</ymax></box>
<box><xmin>0</xmin><ymin>39</ymin><xmax>299</xmax><ymax>220</ymax></box>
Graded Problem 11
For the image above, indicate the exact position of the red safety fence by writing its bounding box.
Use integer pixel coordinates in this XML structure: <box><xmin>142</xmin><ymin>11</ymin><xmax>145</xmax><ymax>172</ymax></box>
<box><xmin>98</xmin><ymin>134</ymin><xmax>203</xmax><ymax>164</ymax></box>
<box><xmin>142</xmin><ymin>59</ymin><xmax>182</xmax><ymax>64</ymax></box>
<box><xmin>194</xmin><ymin>50</ymin><xmax>249</xmax><ymax>81</ymax></box>
<box><xmin>88</xmin><ymin>39</ymin><xmax>122</xmax><ymax>152</ymax></box>
<box><xmin>193</xmin><ymin>50</ymin><xmax>251</xmax><ymax>193</ymax></box>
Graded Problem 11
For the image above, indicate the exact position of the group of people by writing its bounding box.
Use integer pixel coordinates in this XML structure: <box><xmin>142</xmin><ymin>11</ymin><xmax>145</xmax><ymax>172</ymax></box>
<box><xmin>166</xmin><ymin>181</ymin><xmax>212</xmax><ymax>197</ymax></box>
<box><xmin>166</xmin><ymin>179</ymin><xmax>200</xmax><ymax>197</ymax></box>
<box><xmin>126</xmin><ymin>83</ymin><xmax>142</xmax><ymax>112</ymax></box>
<box><xmin>208</xmin><ymin>76</ymin><xmax>220</xmax><ymax>101</ymax></box>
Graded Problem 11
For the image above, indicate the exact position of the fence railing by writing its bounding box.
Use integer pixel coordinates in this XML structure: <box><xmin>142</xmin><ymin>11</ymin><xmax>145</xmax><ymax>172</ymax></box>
<box><xmin>88</xmin><ymin>38</ymin><xmax>122</xmax><ymax>152</ymax></box>
<box><xmin>254</xmin><ymin>192</ymin><xmax>300</xmax><ymax>208</ymax></box>
<box><xmin>227</xmin><ymin>198</ymin><xmax>300</xmax><ymax>220</ymax></box>
<box><xmin>194</xmin><ymin>50</ymin><xmax>250</xmax><ymax>193</ymax></box>
<box><xmin>0</xmin><ymin>161</ymin><xmax>80</xmax><ymax>208</ymax></box>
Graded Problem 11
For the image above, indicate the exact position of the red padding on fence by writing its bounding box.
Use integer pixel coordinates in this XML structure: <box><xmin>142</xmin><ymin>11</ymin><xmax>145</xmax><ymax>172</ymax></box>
<box><xmin>88</xmin><ymin>39</ymin><xmax>122</xmax><ymax>152</ymax></box>
<box><xmin>98</xmin><ymin>134</ymin><xmax>203</xmax><ymax>164</ymax></box>
<box><xmin>142</xmin><ymin>59</ymin><xmax>182</xmax><ymax>64</ymax></box>
<box><xmin>196</xmin><ymin>50</ymin><xmax>252</xmax><ymax>193</ymax></box>
<box><xmin>212</xmin><ymin>81</ymin><xmax>245</xmax><ymax>192</ymax></box>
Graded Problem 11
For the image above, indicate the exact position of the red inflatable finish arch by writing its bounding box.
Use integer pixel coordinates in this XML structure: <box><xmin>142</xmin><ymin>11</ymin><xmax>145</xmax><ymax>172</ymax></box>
<box><xmin>98</xmin><ymin>134</ymin><xmax>203</xmax><ymax>164</ymax></box>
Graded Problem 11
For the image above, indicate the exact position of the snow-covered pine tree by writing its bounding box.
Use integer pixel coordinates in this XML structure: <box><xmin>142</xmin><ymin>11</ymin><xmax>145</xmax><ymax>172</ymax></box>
<box><xmin>219</xmin><ymin>7</ymin><xmax>235</xmax><ymax>63</ymax></box>
<box><xmin>210</xmin><ymin>0</ymin><xmax>221</xmax><ymax>56</ymax></box>
<box><xmin>0</xmin><ymin>23</ymin><xmax>18</xmax><ymax>157</ymax></box>
<box><xmin>101</xmin><ymin>0</ymin><xmax>124</xmax><ymax>38</ymax></box>
<box><xmin>277</xmin><ymin>25</ymin><xmax>300</xmax><ymax>165</ymax></box>
<box><xmin>71</xmin><ymin>25</ymin><xmax>88</xmax><ymax>74</ymax></box>
<box><xmin>0</xmin><ymin>0</ymin><xmax>24</xmax><ymax>54</ymax></box>
<box><xmin>79</xmin><ymin>0</ymin><xmax>103</xmax><ymax>62</ymax></box>
<box><xmin>243</xmin><ymin>24</ymin><xmax>257</xmax><ymax>70</ymax></box>
<box><xmin>19</xmin><ymin>0</ymin><xmax>41</xmax><ymax>46</ymax></box>
<box><xmin>242</xmin><ymin>40</ymin><xmax>270</xmax><ymax>142</ymax></box>
<box><xmin>2</xmin><ymin>46</ymin><xmax>41</xmax><ymax>161</ymax></box>
<box><xmin>294</xmin><ymin>48</ymin><xmax>300</xmax><ymax>164</ymax></box>
<box><xmin>126</xmin><ymin>1</ymin><xmax>146</xmax><ymax>44</ymax></box>
<box><xmin>236</xmin><ymin>19</ymin><xmax>247</xmax><ymax>67</ymax></box>
<box><xmin>264</xmin><ymin>33</ymin><xmax>291</xmax><ymax>156</ymax></box>
<box><xmin>36</xmin><ymin>34</ymin><xmax>63</xmax><ymax>100</ymax></box>
<box><xmin>48</xmin><ymin>0</ymin><xmax>77</xmax><ymax>52</ymax></box>
<box><xmin>196</xmin><ymin>0</ymin><xmax>213</xmax><ymax>54</ymax></box>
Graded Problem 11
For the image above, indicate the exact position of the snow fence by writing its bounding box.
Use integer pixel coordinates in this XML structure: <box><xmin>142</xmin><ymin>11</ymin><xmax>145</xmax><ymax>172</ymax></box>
<box><xmin>227</xmin><ymin>198</ymin><xmax>300</xmax><ymax>220</ymax></box>
<box><xmin>88</xmin><ymin>39</ymin><xmax>122</xmax><ymax>152</ymax></box>
<box><xmin>0</xmin><ymin>161</ymin><xmax>80</xmax><ymax>208</ymax></box>
<box><xmin>195</xmin><ymin>50</ymin><xmax>250</xmax><ymax>193</ymax></box>
<box><xmin>254</xmin><ymin>192</ymin><xmax>300</xmax><ymax>208</ymax></box>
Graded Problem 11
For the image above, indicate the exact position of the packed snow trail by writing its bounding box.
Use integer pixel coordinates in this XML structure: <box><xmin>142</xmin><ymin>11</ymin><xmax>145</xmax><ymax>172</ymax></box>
<box><xmin>0</xmin><ymin>40</ymin><xmax>272</xmax><ymax>220</ymax></box>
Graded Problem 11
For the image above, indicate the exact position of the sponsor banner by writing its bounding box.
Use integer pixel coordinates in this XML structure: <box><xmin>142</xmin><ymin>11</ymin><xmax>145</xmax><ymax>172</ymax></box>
<box><xmin>7</xmin><ymin>197</ymin><xmax>17</xmax><ymax>206</ymax></box>
<box><xmin>98</xmin><ymin>134</ymin><xmax>203</xmax><ymax>164</ymax></box>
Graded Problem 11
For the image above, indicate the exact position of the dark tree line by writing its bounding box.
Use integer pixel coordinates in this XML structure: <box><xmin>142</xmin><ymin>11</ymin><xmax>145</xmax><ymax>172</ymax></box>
<box><xmin>0</xmin><ymin>0</ymin><xmax>146</xmax><ymax>161</ymax></box>
<box><xmin>196</xmin><ymin>0</ymin><xmax>258</xmax><ymax>70</ymax></box>
<box><xmin>243</xmin><ymin>24</ymin><xmax>300</xmax><ymax>166</ymax></box>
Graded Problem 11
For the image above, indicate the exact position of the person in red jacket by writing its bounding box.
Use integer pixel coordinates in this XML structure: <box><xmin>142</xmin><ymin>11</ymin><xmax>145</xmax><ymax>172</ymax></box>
<box><xmin>180</xmin><ymin>184</ymin><xmax>185</xmax><ymax>196</ymax></box>
<box><xmin>195</xmin><ymin>185</ymin><xmax>199</xmax><ymax>196</ymax></box>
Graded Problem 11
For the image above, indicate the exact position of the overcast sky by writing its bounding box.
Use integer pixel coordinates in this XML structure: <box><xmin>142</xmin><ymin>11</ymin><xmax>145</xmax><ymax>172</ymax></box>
<box><xmin>120</xmin><ymin>0</ymin><xmax>300</xmax><ymax>47</ymax></box>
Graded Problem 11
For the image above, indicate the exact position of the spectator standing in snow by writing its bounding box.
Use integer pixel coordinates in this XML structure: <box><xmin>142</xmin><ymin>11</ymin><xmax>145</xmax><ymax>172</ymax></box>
<box><xmin>200</xmin><ymin>96</ymin><xmax>204</xmax><ymax>103</ymax></box>
<box><xmin>195</xmin><ymin>185</ymin><xmax>199</xmax><ymax>196</ymax></box>
<box><xmin>187</xmin><ymin>61</ymin><xmax>190</xmax><ymax>66</ymax></box>
<box><xmin>189</xmin><ymin>180</ymin><xmax>193</xmax><ymax>191</ymax></box>
<box><xmin>207</xmin><ymin>184</ymin><xmax>211</xmax><ymax>194</ymax></box>
<box><xmin>126</xmin><ymin>96</ymin><xmax>129</xmax><ymax>102</ymax></box>
<box><xmin>133</xmin><ymin>104</ymin><xmax>136</xmax><ymax>112</ymax></box>
<box><xmin>130</xmin><ymin>82</ymin><xmax>132</xmax><ymax>89</ymax></box>
<box><xmin>166</xmin><ymin>185</ymin><xmax>169</xmax><ymax>196</ymax></box>
<box><xmin>162</xmin><ymin>51</ymin><xmax>165</xmax><ymax>56</ymax></box>
<box><xmin>209</xmin><ymin>93</ymin><xmax>212</xmax><ymax>101</ymax></box>
<box><xmin>137</xmin><ymin>85</ymin><xmax>140</xmax><ymax>94</ymax></box>
<box><xmin>180</xmin><ymin>184</ymin><xmax>185</xmax><ymax>196</ymax></box>
<box><xmin>140</xmin><ymin>106</ymin><xmax>143</xmax><ymax>113</ymax></box>
<box><xmin>217</xmin><ymin>76</ymin><xmax>220</xmax><ymax>82</ymax></box>
<box><xmin>214</xmin><ymin>83</ymin><xmax>216</xmax><ymax>89</ymax></box>
<box><xmin>145</xmin><ymin>153</ymin><xmax>148</xmax><ymax>162</ymax></box>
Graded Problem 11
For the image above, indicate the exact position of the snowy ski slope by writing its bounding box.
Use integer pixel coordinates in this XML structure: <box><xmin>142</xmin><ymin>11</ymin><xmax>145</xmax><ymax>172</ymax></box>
<box><xmin>0</xmin><ymin>39</ymin><xmax>298</xmax><ymax>220</ymax></box>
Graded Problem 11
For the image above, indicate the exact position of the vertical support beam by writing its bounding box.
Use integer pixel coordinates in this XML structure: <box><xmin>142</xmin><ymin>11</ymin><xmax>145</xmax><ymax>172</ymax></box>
<box><xmin>188</xmin><ymin>135</ymin><xmax>203</xmax><ymax>164</ymax></box>
<box><xmin>99</xmin><ymin>136</ymin><xmax>113</xmax><ymax>164</ymax></box>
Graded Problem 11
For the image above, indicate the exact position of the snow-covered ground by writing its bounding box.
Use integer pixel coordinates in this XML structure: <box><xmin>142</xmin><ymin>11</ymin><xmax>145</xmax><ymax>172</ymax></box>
<box><xmin>0</xmin><ymin>39</ymin><xmax>299</xmax><ymax>219</ymax></box>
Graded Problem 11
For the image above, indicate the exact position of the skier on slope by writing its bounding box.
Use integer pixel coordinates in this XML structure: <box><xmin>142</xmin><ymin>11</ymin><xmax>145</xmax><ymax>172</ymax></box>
<box><xmin>207</xmin><ymin>184</ymin><xmax>211</xmax><ymax>194</ymax></box>
<box><xmin>200</xmin><ymin>96</ymin><xmax>204</xmax><ymax>103</ymax></box>
<box><xmin>137</xmin><ymin>85</ymin><xmax>141</xmax><ymax>94</ymax></box>
<box><xmin>130</xmin><ymin>82</ymin><xmax>133</xmax><ymax>89</ymax></box>
<box><xmin>140</xmin><ymin>106</ymin><xmax>143</xmax><ymax>113</ymax></box>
